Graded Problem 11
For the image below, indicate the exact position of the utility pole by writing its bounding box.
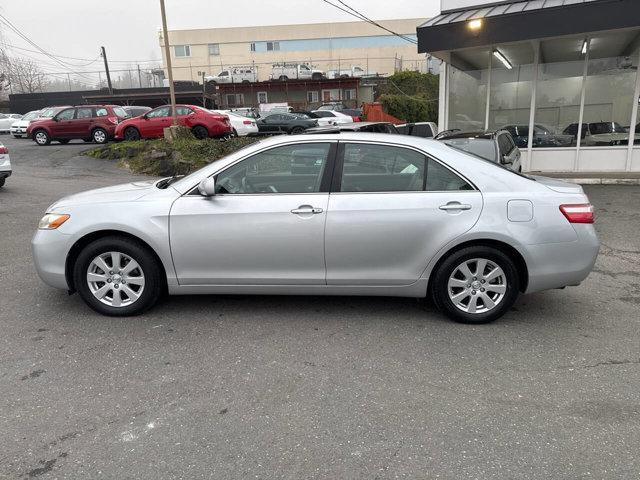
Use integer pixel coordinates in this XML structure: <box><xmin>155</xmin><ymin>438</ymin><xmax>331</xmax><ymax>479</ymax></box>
<box><xmin>100</xmin><ymin>46</ymin><xmax>113</xmax><ymax>93</ymax></box>
<box><xmin>137</xmin><ymin>64</ymin><xmax>142</xmax><ymax>88</ymax></box>
<box><xmin>198</xmin><ymin>71</ymin><xmax>206</xmax><ymax>107</ymax></box>
<box><xmin>159</xmin><ymin>0</ymin><xmax>178</xmax><ymax>126</ymax></box>
<box><xmin>67</xmin><ymin>73</ymin><xmax>71</xmax><ymax>92</ymax></box>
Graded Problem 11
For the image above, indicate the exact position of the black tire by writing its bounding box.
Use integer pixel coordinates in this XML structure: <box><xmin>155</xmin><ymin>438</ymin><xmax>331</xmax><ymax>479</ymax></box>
<box><xmin>312</xmin><ymin>73</ymin><xmax>323</xmax><ymax>80</ymax></box>
<box><xmin>33</xmin><ymin>129</ymin><xmax>51</xmax><ymax>146</ymax></box>
<box><xmin>431</xmin><ymin>246</ymin><xmax>520</xmax><ymax>324</ymax></box>
<box><xmin>241</xmin><ymin>80</ymin><xmax>250</xmax><ymax>84</ymax></box>
<box><xmin>279</xmin><ymin>75</ymin><xmax>288</xmax><ymax>81</ymax></box>
<box><xmin>58</xmin><ymin>139</ymin><xmax>70</xmax><ymax>144</ymax></box>
<box><xmin>289</xmin><ymin>126</ymin><xmax>304</xmax><ymax>135</ymax></box>
<box><xmin>92</xmin><ymin>127</ymin><xmax>108</xmax><ymax>144</ymax></box>
<box><xmin>192</xmin><ymin>125</ymin><xmax>209</xmax><ymax>140</ymax></box>
<box><xmin>73</xmin><ymin>236</ymin><xmax>164</xmax><ymax>317</ymax></box>
<box><xmin>232</xmin><ymin>128</ymin><xmax>238</xmax><ymax>137</ymax></box>
<box><xmin>0</xmin><ymin>178</ymin><xmax>5</xmax><ymax>188</ymax></box>
<box><xmin>13</xmin><ymin>135</ymin><xmax>22</xmax><ymax>139</ymax></box>
<box><xmin>124</xmin><ymin>127</ymin><xmax>141</xmax><ymax>141</ymax></box>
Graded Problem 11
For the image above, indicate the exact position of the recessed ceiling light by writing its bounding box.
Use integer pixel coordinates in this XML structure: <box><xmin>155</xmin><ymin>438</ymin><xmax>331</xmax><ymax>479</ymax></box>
<box><xmin>581</xmin><ymin>39</ymin><xmax>588</xmax><ymax>55</ymax></box>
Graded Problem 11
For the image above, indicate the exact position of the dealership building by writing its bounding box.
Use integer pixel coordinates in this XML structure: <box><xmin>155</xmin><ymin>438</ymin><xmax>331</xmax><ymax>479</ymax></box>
<box><xmin>418</xmin><ymin>0</ymin><xmax>640</xmax><ymax>173</ymax></box>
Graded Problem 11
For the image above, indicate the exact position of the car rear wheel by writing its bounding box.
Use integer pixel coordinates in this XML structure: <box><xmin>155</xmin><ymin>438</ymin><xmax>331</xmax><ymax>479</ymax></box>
<box><xmin>431</xmin><ymin>246</ymin><xmax>520</xmax><ymax>324</ymax></box>
<box><xmin>290</xmin><ymin>126</ymin><xmax>304</xmax><ymax>135</ymax></box>
<box><xmin>33</xmin><ymin>129</ymin><xmax>50</xmax><ymax>146</ymax></box>
<box><xmin>92</xmin><ymin>128</ymin><xmax>108</xmax><ymax>144</ymax></box>
<box><xmin>124</xmin><ymin>127</ymin><xmax>141</xmax><ymax>141</ymax></box>
<box><xmin>192</xmin><ymin>125</ymin><xmax>209</xmax><ymax>140</ymax></box>
<box><xmin>73</xmin><ymin>236</ymin><xmax>163</xmax><ymax>316</ymax></box>
<box><xmin>279</xmin><ymin>75</ymin><xmax>288</xmax><ymax>81</ymax></box>
<box><xmin>0</xmin><ymin>178</ymin><xmax>5</xmax><ymax>188</ymax></box>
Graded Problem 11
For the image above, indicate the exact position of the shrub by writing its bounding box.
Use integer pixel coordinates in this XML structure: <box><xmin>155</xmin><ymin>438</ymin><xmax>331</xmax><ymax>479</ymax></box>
<box><xmin>378</xmin><ymin>94</ymin><xmax>434</xmax><ymax>123</ymax></box>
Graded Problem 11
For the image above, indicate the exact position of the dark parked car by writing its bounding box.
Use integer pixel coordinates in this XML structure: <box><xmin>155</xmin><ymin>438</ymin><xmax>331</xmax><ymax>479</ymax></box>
<box><xmin>123</xmin><ymin>106</ymin><xmax>152</xmax><ymax>118</ymax></box>
<box><xmin>115</xmin><ymin>104</ymin><xmax>231</xmax><ymax>140</ymax></box>
<box><xmin>396</xmin><ymin>122</ymin><xmax>438</xmax><ymax>138</ymax></box>
<box><xmin>437</xmin><ymin>130</ymin><xmax>522</xmax><ymax>172</ymax></box>
<box><xmin>305</xmin><ymin>121</ymin><xmax>399</xmax><ymax>134</ymax></box>
<box><xmin>503</xmin><ymin>124</ymin><xmax>573</xmax><ymax>148</ymax></box>
<box><xmin>256</xmin><ymin>113</ymin><xmax>318</xmax><ymax>135</ymax></box>
<box><xmin>27</xmin><ymin>105</ymin><xmax>129</xmax><ymax>145</ymax></box>
<box><xmin>563</xmin><ymin>122</ymin><xmax>638</xmax><ymax>146</ymax></box>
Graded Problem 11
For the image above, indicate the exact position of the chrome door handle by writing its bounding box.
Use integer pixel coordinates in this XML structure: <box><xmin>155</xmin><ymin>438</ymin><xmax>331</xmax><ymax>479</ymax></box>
<box><xmin>291</xmin><ymin>206</ymin><xmax>323</xmax><ymax>214</ymax></box>
<box><xmin>439</xmin><ymin>203</ymin><xmax>472</xmax><ymax>211</ymax></box>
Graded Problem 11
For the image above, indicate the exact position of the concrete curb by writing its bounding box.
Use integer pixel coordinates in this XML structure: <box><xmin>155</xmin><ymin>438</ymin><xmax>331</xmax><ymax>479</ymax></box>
<box><xmin>558</xmin><ymin>178</ymin><xmax>640</xmax><ymax>185</ymax></box>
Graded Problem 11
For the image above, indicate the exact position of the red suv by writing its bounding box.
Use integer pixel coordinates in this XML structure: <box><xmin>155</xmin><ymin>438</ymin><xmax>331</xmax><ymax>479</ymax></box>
<box><xmin>27</xmin><ymin>105</ymin><xmax>128</xmax><ymax>146</ymax></box>
<box><xmin>114</xmin><ymin>104</ymin><xmax>231</xmax><ymax>141</ymax></box>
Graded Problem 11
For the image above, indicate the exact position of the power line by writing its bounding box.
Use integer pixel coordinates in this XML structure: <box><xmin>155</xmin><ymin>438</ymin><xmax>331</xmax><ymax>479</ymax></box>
<box><xmin>321</xmin><ymin>0</ymin><xmax>418</xmax><ymax>45</ymax></box>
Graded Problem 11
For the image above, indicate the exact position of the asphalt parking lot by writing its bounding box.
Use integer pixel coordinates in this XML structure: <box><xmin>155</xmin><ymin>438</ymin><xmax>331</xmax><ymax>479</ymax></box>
<box><xmin>1</xmin><ymin>134</ymin><xmax>639</xmax><ymax>479</ymax></box>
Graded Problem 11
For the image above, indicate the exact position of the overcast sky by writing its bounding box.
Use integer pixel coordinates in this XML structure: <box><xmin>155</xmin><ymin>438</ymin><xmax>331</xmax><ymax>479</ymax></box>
<box><xmin>0</xmin><ymin>0</ymin><xmax>439</xmax><ymax>80</ymax></box>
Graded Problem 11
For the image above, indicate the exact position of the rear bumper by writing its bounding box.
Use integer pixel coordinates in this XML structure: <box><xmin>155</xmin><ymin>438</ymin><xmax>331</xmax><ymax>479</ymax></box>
<box><xmin>0</xmin><ymin>170</ymin><xmax>12</xmax><ymax>179</ymax></box>
<box><xmin>525</xmin><ymin>224</ymin><xmax>600</xmax><ymax>294</ymax></box>
<box><xmin>32</xmin><ymin>229</ymin><xmax>72</xmax><ymax>290</ymax></box>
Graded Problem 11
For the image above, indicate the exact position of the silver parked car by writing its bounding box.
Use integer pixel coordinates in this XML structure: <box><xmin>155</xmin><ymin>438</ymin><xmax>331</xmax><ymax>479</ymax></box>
<box><xmin>32</xmin><ymin>133</ymin><xmax>599</xmax><ymax>323</ymax></box>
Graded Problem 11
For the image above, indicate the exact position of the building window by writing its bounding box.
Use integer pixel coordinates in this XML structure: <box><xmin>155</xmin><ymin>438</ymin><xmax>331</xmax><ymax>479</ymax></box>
<box><xmin>448</xmin><ymin>48</ymin><xmax>489</xmax><ymax>131</ymax></box>
<box><xmin>322</xmin><ymin>89</ymin><xmax>341</xmax><ymax>102</ymax></box>
<box><xmin>174</xmin><ymin>45</ymin><xmax>191</xmax><ymax>58</ymax></box>
<box><xmin>257</xmin><ymin>91</ymin><xmax>268</xmax><ymax>104</ymax></box>
<box><xmin>307</xmin><ymin>91</ymin><xmax>319</xmax><ymax>103</ymax></box>
<box><xmin>343</xmin><ymin>89</ymin><xmax>357</xmax><ymax>100</ymax></box>
<box><xmin>250</xmin><ymin>43</ymin><xmax>256</xmax><ymax>52</ymax></box>
<box><xmin>208</xmin><ymin>43</ymin><xmax>220</xmax><ymax>56</ymax></box>
<box><xmin>226</xmin><ymin>93</ymin><xmax>245</xmax><ymax>107</ymax></box>
<box><xmin>266</xmin><ymin>41</ymin><xmax>280</xmax><ymax>52</ymax></box>
<box><xmin>488</xmin><ymin>43</ymin><xmax>534</xmax><ymax>135</ymax></box>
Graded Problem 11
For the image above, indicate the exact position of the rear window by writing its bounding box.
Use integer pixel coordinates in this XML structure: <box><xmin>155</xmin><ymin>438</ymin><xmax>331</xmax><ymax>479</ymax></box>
<box><xmin>442</xmin><ymin>138</ymin><xmax>497</xmax><ymax>162</ymax></box>
<box><xmin>113</xmin><ymin>107</ymin><xmax>128</xmax><ymax>118</ymax></box>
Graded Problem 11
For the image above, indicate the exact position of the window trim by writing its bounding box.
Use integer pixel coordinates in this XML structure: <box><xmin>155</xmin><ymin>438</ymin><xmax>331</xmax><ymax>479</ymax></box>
<box><xmin>330</xmin><ymin>140</ymin><xmax>478</xmax><ymax>194</ymax></box>
<box><xmin>174</xmin><ymin>45</ymin><xmax>191</xmax><ymax>58</ymax></box>
<box><xmin>208</xmin><ymin>43</ymin><xmax>220</xmax><ymax>56</ymax></box>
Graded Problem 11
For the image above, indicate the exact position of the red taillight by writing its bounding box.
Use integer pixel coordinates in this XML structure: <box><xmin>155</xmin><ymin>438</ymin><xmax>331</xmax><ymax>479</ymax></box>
<box><xmin>0</xmin><ymin>146</ymin><xmax>7</xmax><ymax>154</ymax></box>
<box><xmin>560</xmin><ymin>204</ymin><xmax>594</xmax><ymax>224</ymax></box>
<box><xmin>243</xmin><ymin>120</ymin><xmax>252</xmax><ymax>125</ymax></box>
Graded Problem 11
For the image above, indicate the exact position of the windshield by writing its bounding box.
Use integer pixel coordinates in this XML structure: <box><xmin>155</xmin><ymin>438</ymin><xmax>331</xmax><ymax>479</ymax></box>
<box><xmin>442</xmin><ymin>138</ymin><xmax>497</xmax><ymax>162</ymax></box>
<box><xmin>22</xmin><ymin>111</ymin><xmax>40</xmax><ymax>121</ymax></box>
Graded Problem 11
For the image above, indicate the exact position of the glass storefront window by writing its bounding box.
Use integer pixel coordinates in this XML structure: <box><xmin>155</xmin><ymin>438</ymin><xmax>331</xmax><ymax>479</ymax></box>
<box><xmin>533</xmin><ymin>37</ymin><xmax>586</xmax><ymax>148</ymax></box>
<box><xmin>489</xmin><ymin>42</ymin><xmax>534</xmax><ymax>148</ymax></box>
<box><xmin>448</xmin><ymin>48</ymin><xmax>489</xmax><ymax>132</ymax></box>
<box><xmin>582</xmin><ymin>30</ymin><xmax>640</xmax><ymax>147</ymax></box>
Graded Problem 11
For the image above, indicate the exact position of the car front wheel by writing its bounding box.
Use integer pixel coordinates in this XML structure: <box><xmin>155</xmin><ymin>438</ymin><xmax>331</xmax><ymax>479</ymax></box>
<box><xmin>33</xmin><ymin>129</ymin><xmax>51</xmax><ymax>146</ymax></box>
<box><xmin>73</xmin><ymin>236</ymin><xmax>163</xmax><ymax>316</ymax></box>
<box><xmin>431</xmin><ymin>246</ymin><xmax>520</xmax><ymax>324</ymax></box>
<box><xmin>290</xmin><ymin>126</ymin><xmax>304</xmax><ymax>135</ymax></box>
<box><xmin>124</xmin><ymin>127</ymin><xmax>141</xmax><ymax>141</ymax></box>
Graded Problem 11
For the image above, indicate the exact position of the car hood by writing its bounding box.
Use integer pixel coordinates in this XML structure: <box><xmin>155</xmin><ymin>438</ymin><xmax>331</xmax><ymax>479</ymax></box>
<box><xmin>47</xmin><ymin>180</ymin><xmax>160</xmax><ymax>210</ymax></box>
<box><xmin>531</xmin><ymin>175</ymin><xmax>584</xmax><ymax>194</ymax></box>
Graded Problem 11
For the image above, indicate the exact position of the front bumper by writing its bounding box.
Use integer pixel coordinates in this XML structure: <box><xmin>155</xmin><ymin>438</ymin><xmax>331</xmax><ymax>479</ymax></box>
<box><xmin>10</xmin><ymin>127</ymin><xmax>27</xmax><ymax>135</ymax></box>
<box><xmin>32</xmin><ymin>229</ymin><xmax>72</xmax><ymax>290</ymax></box>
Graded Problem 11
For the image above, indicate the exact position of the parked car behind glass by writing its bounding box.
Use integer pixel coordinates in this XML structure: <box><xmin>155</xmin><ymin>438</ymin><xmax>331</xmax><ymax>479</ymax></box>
<box><xmin>115</xmin><ymin>105</ymin><xmax>231</xmax><ymax>141</ymax></box>
<box><xmin>27</xmin><ymin>105</ymin><xmax>129</xmax><ymax>145</ymax></box>
<box><xmin>437</xmin><ymin>130</ymin><xmax>522</xmax><ymax>172</ymax></box>
<box><xmin>563</xmin><ymin>122</ymin><xmax>639</xmax><ymax>146</ymax></box>
<box><xmin>32</xmin><ymin>133</ymin><xmax>599</xmax><ymax>324</ymax></box>
<box><xmin>502</xmin><ymin>124</ymin><xmax>573</xmax><ymax>148</ymax></box>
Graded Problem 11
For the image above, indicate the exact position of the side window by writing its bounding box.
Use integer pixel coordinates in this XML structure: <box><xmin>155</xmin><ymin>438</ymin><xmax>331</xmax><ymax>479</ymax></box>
<box><xmin>76</xmin><ymin>107</ymin><xmax>93</xmax><ymax>119</ymax></box>
<box><xmin>56</xmin><ymin>108</ymin><xmax>76</xmax><ymax>120</ymax></box>
<box><xmin>96</xmin><ymin>108</ymin><xmax>108</xmax><ymax>117</ymax></box>
<box><xmin>426</xmin><ymin>158</ymin><xmax>473</xmax><ymax>191</ymax></box>
<box><xmin>176</xmin><ymin>106</ymin><xmax>193</xmax><ymax>116</ymax></box>
<box><xmin>147</xmin><ymin>107</ymin><xmax>170</xmax><ymax>118</ymax></box>
<box><xmin>216</xmin><ymin>143</ymin><xmax>331</xmax><ymax>194</ymax></box>
<box><xmin>498</xmin><ymin>134</ymin><xmax>513</xmax><ymax>156</ymax></box>
<box><xmin>340</xmin><ymin>144</ymin><xmax>426</xmax><ymax>192</ymax></box>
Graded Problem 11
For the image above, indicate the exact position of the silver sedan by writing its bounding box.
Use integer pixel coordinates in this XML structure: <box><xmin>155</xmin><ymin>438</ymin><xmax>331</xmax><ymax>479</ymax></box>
<box><xmin>32</xmin><ymin>133</ymin><xmax>599</xmax><ymax>323</ymax></box>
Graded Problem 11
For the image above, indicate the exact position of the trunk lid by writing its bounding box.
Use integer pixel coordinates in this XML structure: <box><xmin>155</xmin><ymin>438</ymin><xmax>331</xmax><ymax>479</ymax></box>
<box><xmin>531</xmin><ymin>175</ymin><xmax>585</xmax><ymax>194</ymax></box>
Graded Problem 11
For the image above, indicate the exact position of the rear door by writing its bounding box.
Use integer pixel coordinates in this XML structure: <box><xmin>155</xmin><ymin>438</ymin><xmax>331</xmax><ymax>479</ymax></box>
<box><xmin>69</xmin><ymin>107</ymin><xmax>94</xmax><ymax>138</ymax></box>
<box><xmin>325</xmin><ymin>141</ymin><xmax>482</xmax><ymax>286</ymax></box>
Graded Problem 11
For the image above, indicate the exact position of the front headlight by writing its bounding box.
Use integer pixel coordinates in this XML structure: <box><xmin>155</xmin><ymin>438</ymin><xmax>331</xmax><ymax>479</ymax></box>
<box><xmin>38</xmin><ymin>213</ymin><xmax>70</xmax><ymax>230</ymax></box>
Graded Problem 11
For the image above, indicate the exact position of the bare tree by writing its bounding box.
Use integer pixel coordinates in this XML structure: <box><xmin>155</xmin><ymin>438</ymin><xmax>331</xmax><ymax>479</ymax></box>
<box><xmin>1</xmin><ymin>54</ymin><xmax>46</xmax><ymax>93</ymax></box>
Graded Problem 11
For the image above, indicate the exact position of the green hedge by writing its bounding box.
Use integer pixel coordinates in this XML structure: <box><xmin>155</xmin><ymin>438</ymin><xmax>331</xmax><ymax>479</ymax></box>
<box><xmin>85</xmin><ymin>136</ymin><xmax>260</xmax><ymax>176</ymax></box>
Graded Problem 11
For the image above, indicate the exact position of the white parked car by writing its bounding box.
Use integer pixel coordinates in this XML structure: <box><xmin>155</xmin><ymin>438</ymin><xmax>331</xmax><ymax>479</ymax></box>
<box><xmin>205</xmin><ymin>67</ymin><xmax>257</xmax><ymax>84</ymax></box>
<box><xmin>10</xmin><ymin>110</ymin><xmax>42</xmax><ymax>138</ymax></box>
<box><xmin>0</xmin><ymin>142</ymin><xmax>11</xmax><ymax>187</ymax></box>
<box><xmin>270</xmin><ymin>63</ymin><xmax>324</xmax><ymax>81</ymax></box>
<box><xmin>210</xmin><ymin>110</ymin><xmax>258</xmax><ymax>136</ymax></box>
<box><xmin>326</xmin><ymin>65</ymin><xmax>367</xmax><ymax>79</ymax></box>
<box><xmin>310</xmin><ymin>110</ymin><xmax>353</xmax><ymax>126</ymax></box>
<box><xmin>0</xmin><ymin>114</ymin><xmax>23</xmax><ymax>133</ymax></box>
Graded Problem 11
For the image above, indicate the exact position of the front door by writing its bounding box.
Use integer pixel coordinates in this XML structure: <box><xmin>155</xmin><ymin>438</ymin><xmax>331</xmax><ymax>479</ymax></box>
<box><xmin>140</xmin><ymin>106</ymin><xmax>171</xmax><ymax>137</ymax></box>
<box><xmin>170</xmin><ymin>142</ymin><xmax>336</xmax><ymax>285</ymax></box>
<box><xmin>325</xmin><ymin>142</ymin><xmax>483</xmax><ymax>286</ymax></box>
<box><xmin>51</xmin><ymin>108</ymin><xmax>76</xmax><ymax>137</ymax></box>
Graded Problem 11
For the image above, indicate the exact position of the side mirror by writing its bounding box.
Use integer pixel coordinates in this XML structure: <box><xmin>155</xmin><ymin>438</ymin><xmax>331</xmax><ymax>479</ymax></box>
<box><xmin>198</xmin><ymin>177</ymin><xmax>216</xmax><ymax>197</ymax></box>
<box><xmin>52</xmin><ymin>116</ymin><xmax>59</xmax><ymax>122</ymax></box>
<box><xmin>142</xmin><ymin>114</ymin><xmax>149</xmax><ymax>120</ymax></box>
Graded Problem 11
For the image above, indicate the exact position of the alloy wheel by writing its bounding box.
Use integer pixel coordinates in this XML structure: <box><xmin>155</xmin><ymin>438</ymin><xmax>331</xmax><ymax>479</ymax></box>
<box><xmin>35</xmin><ymin>131</ymin><xmax>48</xmax><ymax>145</ymax></box>
<box><xmin>86</xmin><ymin>251</ymin><xmax>145</xmax><ymax>308</ymax></box>
<box><xmin>93</xmin><ymin>129</ymin><xmax>107</xmax><ymax>143</ymax></box>
<box><xmin>447</xmin><ymin>258</ymin><xmax>507</xmax><ymax>314</ymax></box>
